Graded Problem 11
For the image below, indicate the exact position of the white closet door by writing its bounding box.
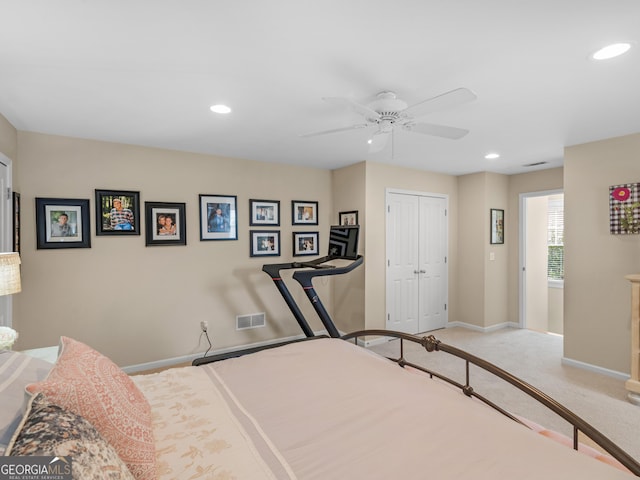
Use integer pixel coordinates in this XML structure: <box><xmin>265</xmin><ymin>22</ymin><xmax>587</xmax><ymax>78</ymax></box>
<box><xmin>387</xmin><ymin>191</ymin><xmax>447</xmax><ymax>334</ymax></box>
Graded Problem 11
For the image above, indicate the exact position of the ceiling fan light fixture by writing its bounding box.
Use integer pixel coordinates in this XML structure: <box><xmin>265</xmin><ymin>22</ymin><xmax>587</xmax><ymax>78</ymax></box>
<box><xmin>591</xmin><ymin>42</ymin><xmax>632</xmax><ymax>60</ymax></box>
<box><xmin>485</xmin><ymin>152</ymin><xmax>500</xmax><ymax>159</ymax></box>
<box><xmin>210</xmin><ymin>104</ymin><xmax>232</xmax><ymax>114</ymax></box>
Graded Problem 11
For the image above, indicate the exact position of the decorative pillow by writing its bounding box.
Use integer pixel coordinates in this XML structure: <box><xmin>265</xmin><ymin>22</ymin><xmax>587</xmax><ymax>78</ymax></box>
<box><xmin>0</xmin><ymin>350</ymin><xmax>52</xmax><ymax>453</ymax></box>
<box><xmin>26</xmin><ymin>337</ymin><xmax>156</xmax><ymax>480</ymax></box>
<box><xmin>6</xmin><ymin>393</ymin><xmax>135</xmax><ymax>480</ymax></box>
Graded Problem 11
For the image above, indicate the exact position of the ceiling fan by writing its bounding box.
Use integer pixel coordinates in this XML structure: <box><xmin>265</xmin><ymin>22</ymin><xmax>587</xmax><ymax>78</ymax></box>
<box><xmin>300</xmin><ymin>88</ymin><xmax>477</xmax><ymax>153</ymax></box>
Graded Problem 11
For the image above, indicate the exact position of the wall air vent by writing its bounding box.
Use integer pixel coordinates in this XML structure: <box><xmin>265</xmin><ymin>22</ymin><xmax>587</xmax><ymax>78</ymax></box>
<box><xmin>236</xmin><ymin>312</ymin><xmax>266</xmax><ymax>330</ymax></box>
<box><xmin>523</xmin><ymin>161</ymin><xmax>548</xmax><ymax>167</ymax></box>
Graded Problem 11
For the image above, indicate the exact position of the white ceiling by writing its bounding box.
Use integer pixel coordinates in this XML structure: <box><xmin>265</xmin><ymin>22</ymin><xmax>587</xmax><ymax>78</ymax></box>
<box><xmin>1</xmin><ymin>1</ymin><xmax>639</xmax><ymax>176</ymax></box>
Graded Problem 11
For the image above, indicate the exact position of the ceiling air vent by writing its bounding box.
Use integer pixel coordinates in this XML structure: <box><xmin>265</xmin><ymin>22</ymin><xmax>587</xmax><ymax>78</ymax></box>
<box><xmin>236</xmin><ymin>313</ymin><xmax>266</xmax><ymax>330</ymax></box>
<box><xmin>523</xmin><ymin>161</ymin><xmax>548</xmax><ymax>167</ymax></box>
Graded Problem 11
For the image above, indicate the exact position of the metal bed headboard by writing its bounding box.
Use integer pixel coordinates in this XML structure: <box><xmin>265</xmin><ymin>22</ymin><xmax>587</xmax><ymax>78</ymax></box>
<box><xmin>342</xmin><ymin>329</ymin><xmax>640</xmax><ymax>477</ymax></box>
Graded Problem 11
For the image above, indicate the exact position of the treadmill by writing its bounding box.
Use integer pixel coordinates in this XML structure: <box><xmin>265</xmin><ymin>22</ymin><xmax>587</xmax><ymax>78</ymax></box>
<box><xmin>262</xmin><ymin>225</ymin><xmax>362</xmax><ymax>338</ymax></box>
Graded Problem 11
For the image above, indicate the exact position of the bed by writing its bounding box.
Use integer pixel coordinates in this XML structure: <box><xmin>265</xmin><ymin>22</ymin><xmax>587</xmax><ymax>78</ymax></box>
<box><xmin>2</xmin><ymin>332</ymin><xmax>639</xmax><ymax>479</ymax></box>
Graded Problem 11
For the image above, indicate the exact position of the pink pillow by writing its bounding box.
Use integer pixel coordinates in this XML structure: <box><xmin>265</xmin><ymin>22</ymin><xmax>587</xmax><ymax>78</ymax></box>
<box><xmin>26</xmin><ymin>336</ymin><xmax>156</xmax><ymax>480</ymax></box>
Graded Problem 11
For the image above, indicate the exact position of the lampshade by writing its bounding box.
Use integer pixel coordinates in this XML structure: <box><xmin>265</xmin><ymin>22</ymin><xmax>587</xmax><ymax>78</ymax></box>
<box><xmin>0</xmin><ymin>252</ymin><xmax>21</xmax><ymax>296</ymax></box>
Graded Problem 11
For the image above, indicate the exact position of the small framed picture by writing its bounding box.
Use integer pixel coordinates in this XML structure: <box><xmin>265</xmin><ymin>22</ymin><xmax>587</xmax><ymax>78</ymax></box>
<box><xmin>292</xmin><ymin>200</ymin><xmax>318</xmax><ymax>225</ymax></box>
<box><xmin>200</xmin><ymin>194</ymin><xmax>238</xmax><ymax>241</ymax></box>
<box><xmin>35</xmin><ymin>198</ymin><xmax>91</xmax><ymax>249</ymax></box>
<box><xmin>250</xmin><ymin>230</ymin><xmax>280</xmax><ymax>257</ymax></box>
<box><xmin>249</xmin><ymin>199</ymin><xmax>280</xmax><ymax>226</ymax></box>
<box><xmin>490</xmin><ymin>208</ymin><xmax>504</xmax><ymax>244</ymax></box>
<box><xmin>95</xmin><ymin>189</ymin><xmax>140</xmax><ymax>235</ymax></box>
<box><xmin>339</xmin><ymin>210</ymin><xmax>358</xmax><ymax>226</ymax></box>
<box><xmin>145</xmin><ymin>202</ymin><xmax>186</xmax><ymax>246</ymax></box>
<box><xmin>293</xmin><ymin>231</ymin><xmax>319</xmax><ymax>256</ymax></box>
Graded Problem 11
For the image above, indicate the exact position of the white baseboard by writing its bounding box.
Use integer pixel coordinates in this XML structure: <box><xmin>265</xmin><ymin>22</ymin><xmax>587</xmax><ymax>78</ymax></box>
<box><xmin>561</xmin><ymin>356</ymin><xmax>629</xmax><ymax>381</ymax></box>
<box><xmin>446</xmin><ymin>321</ymin><xmax>519</xmax><ymax>333</ymax></box>
<box><xmin>445</xmin><ymin>322</ymin><xmax>629</xmax><ymax>380</ymax></box>
<box><xmin>123</xmin><ymin>331</ymin><xmax>320</xmax><ymax>374</ymax></box>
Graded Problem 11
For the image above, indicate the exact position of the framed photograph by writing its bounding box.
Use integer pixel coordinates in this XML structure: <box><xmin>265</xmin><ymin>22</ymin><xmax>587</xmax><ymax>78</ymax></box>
<box><xmin>250</xmin><ymin>230</ymin><xmax>280</xmax><ymax>257</ymax></box>
<box><xmin>490</xmin><ymin>208</ymin><xmax>505</xmax><ymax>244</ymax></box>
<box><xmin>249</xmin><ymin>199</ymin><xmax>280</xmax><ymax>226</ymax></box>
<box><xmin>292</xmin><ymin>200</ymin><xmax>318</xmax><ymax>225</ymax></box>
<box><xmin>145</xmin><ymin>202</ymin><xmax>186</xmax><ymax>246</ymax></box>
<box><xmin>293</xmin><ymin>231</ymin><xmax>319</xmax><ymax>256</ymax></box>
<box><xmin>339</xmin><ymin>210</ymin><xmax>358</xmax><ymax>226</ymax></box>
<box><xmin>95</xmin><ymin>189</ymin><xmax>140</xmax><ymax>235</ymax></box>
<box><xmin>35</xmin><ymin>198</ymin><xmax>91</xmax><ymax>249</ymax></box>
<box><xmin>12</xmin><ymin>192</ymin><xmax>20</xmax><ymax>253</ymax></box>
<box><xmin>200</xmin><ymin>194</ymin><xmax>238</xmax><ymax>240</ymax></box>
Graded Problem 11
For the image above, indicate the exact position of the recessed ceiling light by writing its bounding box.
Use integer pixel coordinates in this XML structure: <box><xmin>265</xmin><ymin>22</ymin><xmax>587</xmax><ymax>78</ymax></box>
<box><xmin>367</xmin><ymin>139</ymin><xmax>373</xmax><ymax>144</ymax></box>
<box><xmin>210</xmin><ymin>104</ymin><xmax>231</xmax><ymax>114</ymax></box>
<box><xmin>485</xmin><ymin>152</ymin><xmax>500</xmax><ymax>160</ymax></box>
<box><xmin>591</xmin><ymin>43</ymin><xmax>632</xmax><ymax>60</ymax></box>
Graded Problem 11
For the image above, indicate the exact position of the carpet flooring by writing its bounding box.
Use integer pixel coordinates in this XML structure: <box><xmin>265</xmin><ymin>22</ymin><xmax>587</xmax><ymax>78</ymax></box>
<box><xmin>367</xmin><ymin>327</ymin><xmax>640</xmax><ymax>462</ymax></box>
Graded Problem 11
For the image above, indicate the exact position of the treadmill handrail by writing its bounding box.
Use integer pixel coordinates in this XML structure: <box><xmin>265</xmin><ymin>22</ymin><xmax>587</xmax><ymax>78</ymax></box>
<box><xmin>292</xmin><ymin>255</ymin><xmax>363</xmax><ymax>284</ymax></box>
<box><xmin>262</xmin><ymin>255</ymin><xmax>363</xmax><ymax>338</ymax></box>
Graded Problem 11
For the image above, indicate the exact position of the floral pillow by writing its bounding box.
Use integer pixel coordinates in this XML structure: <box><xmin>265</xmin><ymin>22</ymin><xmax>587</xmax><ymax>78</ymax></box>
<box><xmin>6</xmin><ymin>393</ymin><xmax>135</xmax><ymax>480</ymax></box>
<box><xmin>26</xmin><ymin>337</ymin><xmax>156</xmax><ymax>480</ymax></box>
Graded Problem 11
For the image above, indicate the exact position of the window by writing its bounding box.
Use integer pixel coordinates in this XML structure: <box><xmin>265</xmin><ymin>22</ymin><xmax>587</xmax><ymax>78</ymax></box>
<box><xmin>547</xmin><ymin>195</ymin><xmax>564</xmax><ymax>281</ymax></box>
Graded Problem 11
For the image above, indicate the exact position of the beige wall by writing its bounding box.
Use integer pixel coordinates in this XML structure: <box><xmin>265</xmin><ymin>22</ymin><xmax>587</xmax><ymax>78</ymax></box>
<box><xmin>484</xmin><ymin>172</ymin><xmax>509</xmax><ymax>327</ymax></box>
<box><xmin>548</xmin><ymin>286</ymin><xmax>563</xmax><ymax>335</ymax></box>
<box><xmin>525</xmin><ymin>195</ymin><xmax>549</xmax><ymax>332</ymax></box>
<box><xmin>456</xmin><ymin>172</ymin><xmax>509</xmax><ymax>329</ymax></box>
<box><xmin>332</xmin><ymin>162</ymin><xmax>366</xmax><ymax>333</ymax></box>
<box><xmin>457</xmin><ymin>173</ymin><xmax>487</xmax><ymax>327</ymax></box>
<box><xmin>363</xmin><ymin>162</ymin><xmax>458</xmax><ymax>329</ymax></box>
<box><xmin>0</xmin><ymin>113</ymin><xmax>17</xmax><ymax>163</ymax></box>
<box><xmin>564</xmin><ymin>133</ymin><xmax>640</xmax><ymax>373</ymax></box>
<box><xmin>6</xmin><ymin>115</ymin><xmax>635</xmax><ymax>375</ymax></box>
<box><xmin>14</xmin><ymin>132</ymin><xmax>335</xmax><ymax>367</ymax></box>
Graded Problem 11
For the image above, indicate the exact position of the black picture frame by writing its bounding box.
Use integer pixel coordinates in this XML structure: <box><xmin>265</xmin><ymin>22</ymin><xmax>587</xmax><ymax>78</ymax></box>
<box><xmin>293</xmin><ymin>231</ymin><xmax>319</xmax><ymax>256</ymax></box>
<box><xmin>339</xmin><ymin>210</ymin><xmax>358</xmax><ymax>226</ymax></box>
<box><xmin>490</xmin><ymin>208</ymin><xmax>505</xmax><ymax>244</ymax></box>
<box><xmin>95</xmin><ymin>189</ymin><xmax>141</xmax><ymax>236</ymax></box>
<box><xmin>200</xmin><ymin>194</ymin><xmax>238</xmax><ymax>240</ymax></box>
<box><xmin>12</xmin><ymin>192</ymin><xmax>20</xmax><ymax>253</ymax></box>
<box><xmin>145</xmin><ymin>202</ymin><xmax>186</xmax><ymax>246</ymax></box>
<box><xmin>250</xmin><ymin>230</ymin><xmax>280</xmax><ymax>257</ymax></box>
<box><xmin>292</xmin><ymin>200</ymin><xmax>318</xmax><ymax>225</ymax></box>
<box><xmin>35</xmin><ymin>197</ymin><xmax>91</xmax><ymax>249</ymax></box>
<box><xmin>249</xmin><ymin>199</ymin><xmax>280</xmax><ymax>226</ymax></box>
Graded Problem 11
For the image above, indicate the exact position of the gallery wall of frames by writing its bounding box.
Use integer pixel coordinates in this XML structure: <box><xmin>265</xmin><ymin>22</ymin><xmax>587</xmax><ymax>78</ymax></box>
<box><xmin>27</xmin><ymin>188</ymin><xmax>358</xmax><ymax>258</ymax></box>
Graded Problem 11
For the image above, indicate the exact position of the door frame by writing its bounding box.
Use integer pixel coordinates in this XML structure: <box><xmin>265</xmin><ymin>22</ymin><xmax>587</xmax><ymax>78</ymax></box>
<box><xmin>0</xmin><ymin>153</ymin><xmax>14</xmax><ymax>327</ymax></box>
<box><xmin>518</xmin><ymin>188</ymin><xmax>563</xmax><ymax>329</ymax></box>
<box><xmin>385</xmin><ymin>187</ymin><xmax>449</xmax><ymax>332</ymax></box>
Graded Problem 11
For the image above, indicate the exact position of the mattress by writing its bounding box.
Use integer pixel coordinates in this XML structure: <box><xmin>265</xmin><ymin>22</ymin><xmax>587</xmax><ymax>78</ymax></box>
<box><xmin>134</xmin><ymin>338</ymin><xmax>634</xmax><ymax>479</ymax></box>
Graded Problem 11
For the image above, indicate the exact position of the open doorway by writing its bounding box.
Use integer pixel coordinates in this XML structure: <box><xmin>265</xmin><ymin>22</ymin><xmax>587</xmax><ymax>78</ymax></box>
<box><xmin>519</xmin><ymin>190</ymin><xmax>564</xmax><ymax>334</ymax></box>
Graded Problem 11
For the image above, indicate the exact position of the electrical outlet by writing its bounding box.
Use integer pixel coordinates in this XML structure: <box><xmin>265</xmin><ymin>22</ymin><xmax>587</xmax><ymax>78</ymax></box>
<box><xmin>200</xmin><ymin>320</ymin><xmax>208</xmax><ymax>332</ymax></box>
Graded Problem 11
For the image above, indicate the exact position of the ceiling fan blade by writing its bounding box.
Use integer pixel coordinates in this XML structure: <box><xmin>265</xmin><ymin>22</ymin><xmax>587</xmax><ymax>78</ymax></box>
<box><xmin>406</xmin><ymin>122</ymin><xmax>470</xmax><ymax>139</ymax></box>
<box><xmin>323</xmin><ymin>97</ymin><xmax>381</xmax><ymax>121</ymax></box>
<box><xmin>368</xmin><ymin>131</ymin><xmax>390</xmax><ymax>153</ymax></box>
<box><xmin>403</xmin><ymin>88</ymin><xmax>477</xmax><ymax>119</ymax></box>
<box><xmin>299</xmin><ymin>123</ymin><xmax>370</xmax><ymax>138</ymax></box>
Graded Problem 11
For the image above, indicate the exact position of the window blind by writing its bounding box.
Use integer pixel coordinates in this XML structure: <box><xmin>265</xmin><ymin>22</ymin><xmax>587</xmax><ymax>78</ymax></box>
<box><xmin>547</xmin><ymin>196</ymin><xmax>564</xmax><ymax>280</ymax></box>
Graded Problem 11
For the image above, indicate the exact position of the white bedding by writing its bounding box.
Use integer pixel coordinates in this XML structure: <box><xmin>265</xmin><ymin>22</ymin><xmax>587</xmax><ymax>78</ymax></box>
<box><xmin>135</xmin><ymin>338</ymin><xmax>634</xmax><ymax>479</ymax></box>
